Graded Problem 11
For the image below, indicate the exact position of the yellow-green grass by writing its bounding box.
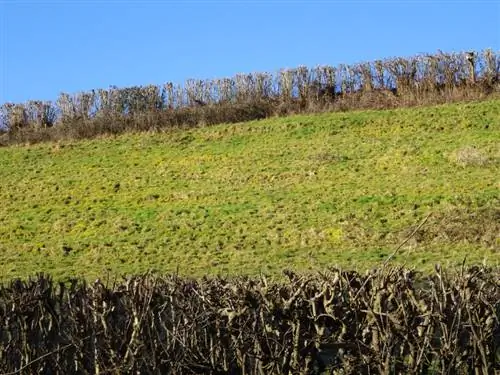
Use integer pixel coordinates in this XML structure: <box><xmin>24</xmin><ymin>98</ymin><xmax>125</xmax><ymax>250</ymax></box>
<box><xmin>1</xmin><ymin>100</ymin><xmax>499</xmax><ymax>282</ymax></box>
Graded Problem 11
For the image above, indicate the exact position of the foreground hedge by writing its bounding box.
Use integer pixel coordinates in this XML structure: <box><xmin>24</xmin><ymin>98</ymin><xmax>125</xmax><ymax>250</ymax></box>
<box><xmin>0</xmin><ymin>266</ymin><xmax>499</xmax><ymax>374</ymax></box>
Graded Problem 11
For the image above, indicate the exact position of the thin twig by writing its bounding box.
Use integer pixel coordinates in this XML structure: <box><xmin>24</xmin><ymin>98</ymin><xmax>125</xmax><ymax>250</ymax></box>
<box><xmin>1</xmin><ymin>343</ymin><xmax>73</xmax><ymax>375</ymax></box>
<box><xmin>354</xmin><ymin>213</ymin><xmax>433</xmax><ymax>302</ymax></box>
<box><xmin>383</xmin><ymin>212</ymin><xmax>433</xmax><ymax>267</ymax></box>
<box><xmin>0</xmin><ymin>331</ymin><xmax>102</xmax><ymax>375</ymax></box>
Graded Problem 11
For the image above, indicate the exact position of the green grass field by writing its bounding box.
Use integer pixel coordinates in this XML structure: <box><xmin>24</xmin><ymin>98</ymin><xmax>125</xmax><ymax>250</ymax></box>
<box><xmin>0</xmin><ymin>100</ymin><xmax>499</xmax><ymax>281</ymax></box>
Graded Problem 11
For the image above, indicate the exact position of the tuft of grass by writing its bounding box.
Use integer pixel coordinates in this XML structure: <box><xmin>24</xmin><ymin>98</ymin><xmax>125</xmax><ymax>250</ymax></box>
<box><xmin>448</xmin><ymin>146</ymin><xmax>491</xmax><ymax>167</ymax></box>
<box><xmin>0</xmin><ymin>99</ymin><xmax>499</xmax><ymax>282</ymax></box>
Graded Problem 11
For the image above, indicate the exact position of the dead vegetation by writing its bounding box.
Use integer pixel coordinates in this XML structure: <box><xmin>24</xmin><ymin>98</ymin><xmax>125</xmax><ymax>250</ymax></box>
<box><xmin>448</xmin><ymin>146</ymin><xmax>492</xmax><ymax>167</ymax></box>
<box><xmin>399</xmin><ymin>207</ymin><xmax>500</xmax><ymax>250</ymax></box>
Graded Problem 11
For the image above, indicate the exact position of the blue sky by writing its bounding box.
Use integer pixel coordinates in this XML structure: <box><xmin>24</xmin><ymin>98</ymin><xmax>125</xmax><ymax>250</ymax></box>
<box><xmin>1</xmin><ymin>1</ymin><xmax>499</xmax><ymax>104</ymax></box>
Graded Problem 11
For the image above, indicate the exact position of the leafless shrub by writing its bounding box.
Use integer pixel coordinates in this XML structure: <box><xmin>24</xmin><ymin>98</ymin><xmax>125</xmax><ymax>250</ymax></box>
<box><xmin>0</xmin><ymin>267</ymin><xmax>499</xmax><ymax>374</ymax></box>
<box><xmin>1</xmin><ymin>49</ymin><xmax>499</xmax><ymax>145</ymax></box>
<box><xmin>0</xmin><ymin>103</ymin><xmax>29</xmax><ymax>131</ymax></box>
<box><xmin>26</xmin><ymin>100</ymin><xmax>58</xmax><ymax>128</ymax></box>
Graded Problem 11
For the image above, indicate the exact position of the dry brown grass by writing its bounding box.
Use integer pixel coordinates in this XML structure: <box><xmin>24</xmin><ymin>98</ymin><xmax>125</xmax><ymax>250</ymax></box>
<box><xmin>448</xmin><ymin>146</ymin><xmax>491</xmax><ymax>167</ymax></box>
<box><xmin>400</xmin><ymin>206</ymin><xmax>500</xmax><ymax>250</ymax></box>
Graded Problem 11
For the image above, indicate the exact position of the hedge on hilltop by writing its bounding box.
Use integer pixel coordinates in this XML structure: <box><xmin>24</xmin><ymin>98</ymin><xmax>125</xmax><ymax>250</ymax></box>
<box><xmin>0</xmin><ymin>49</ymin><xmax>498</xmax><ymax>145</ymax></box>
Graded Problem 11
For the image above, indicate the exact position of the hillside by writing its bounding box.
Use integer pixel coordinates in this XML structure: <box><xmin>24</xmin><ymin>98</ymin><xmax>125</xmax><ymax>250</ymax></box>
<box><xmin>0</xmin><ymin>99</ymin><xmax>498</xmax><ymax>281</ymax></box>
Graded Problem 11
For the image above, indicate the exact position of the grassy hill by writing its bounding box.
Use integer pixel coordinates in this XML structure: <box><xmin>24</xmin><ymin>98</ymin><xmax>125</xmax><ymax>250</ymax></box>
<box><xmin>0</xmin><ymin>100</ymin><xmax>498</xmax><ymax>281</ymax></box>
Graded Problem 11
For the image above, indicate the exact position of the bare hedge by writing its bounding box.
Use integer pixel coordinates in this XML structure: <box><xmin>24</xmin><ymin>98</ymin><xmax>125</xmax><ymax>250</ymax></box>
<box><xmin>0</xmin><ymin>266</ymin><xmax>499</xmax><ymax>374</ymax></box>
<box><xmin>0</xmin><ymin>49</ymin><xmax>498</xmax><ymax>145</ymax></box>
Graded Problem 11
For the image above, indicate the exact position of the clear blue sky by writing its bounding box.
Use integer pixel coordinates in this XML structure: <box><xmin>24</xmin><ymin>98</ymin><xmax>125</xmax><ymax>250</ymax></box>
<box><xmin>1</xmin><ymin>1</ymin><xmax>499</xmax><ymax>104</ymax></box>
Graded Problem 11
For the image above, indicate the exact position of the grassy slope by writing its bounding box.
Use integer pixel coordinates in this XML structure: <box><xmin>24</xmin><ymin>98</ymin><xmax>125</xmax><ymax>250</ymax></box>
<box><xmin>0</xmin><ymin>100</ymin><xmax>499</xmax><ymax>281</ymax></box>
